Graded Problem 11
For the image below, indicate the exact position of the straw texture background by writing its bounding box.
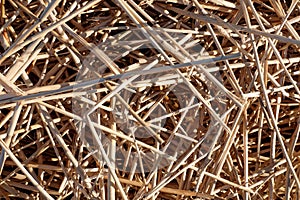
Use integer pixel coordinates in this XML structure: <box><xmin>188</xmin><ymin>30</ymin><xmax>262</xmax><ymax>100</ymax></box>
<box><xmin>0</xmin><ymin>0</ymin><xmax>299</xmax><ymax>199</ymax></box>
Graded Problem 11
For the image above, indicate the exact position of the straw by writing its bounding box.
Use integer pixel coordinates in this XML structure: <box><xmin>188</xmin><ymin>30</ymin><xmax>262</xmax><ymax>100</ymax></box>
<box><xmin>0</xmin><ymin>0</ymin><xmax>299</xmax><ymax>199</ymax></box>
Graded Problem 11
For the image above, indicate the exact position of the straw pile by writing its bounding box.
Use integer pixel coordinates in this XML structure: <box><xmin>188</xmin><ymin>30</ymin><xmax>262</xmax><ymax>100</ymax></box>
<box><xmin>0</xmin><ymin>0</ymin><xmax>299</xmax><ymax>199</ymax></box>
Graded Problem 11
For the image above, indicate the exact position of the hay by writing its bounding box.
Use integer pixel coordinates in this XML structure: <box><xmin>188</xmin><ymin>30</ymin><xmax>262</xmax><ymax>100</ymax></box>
<box><xmin>0</xmin><ymin>0</ymin><xmax>299</xmax><ymax>199</ymax></box>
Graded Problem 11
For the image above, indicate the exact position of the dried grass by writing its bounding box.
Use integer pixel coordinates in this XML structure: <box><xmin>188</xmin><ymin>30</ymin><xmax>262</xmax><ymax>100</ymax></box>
<box><xmin>0</xmin><ymin>0</ymin><xmax>299</xmax><ymax>199</ymax></box>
